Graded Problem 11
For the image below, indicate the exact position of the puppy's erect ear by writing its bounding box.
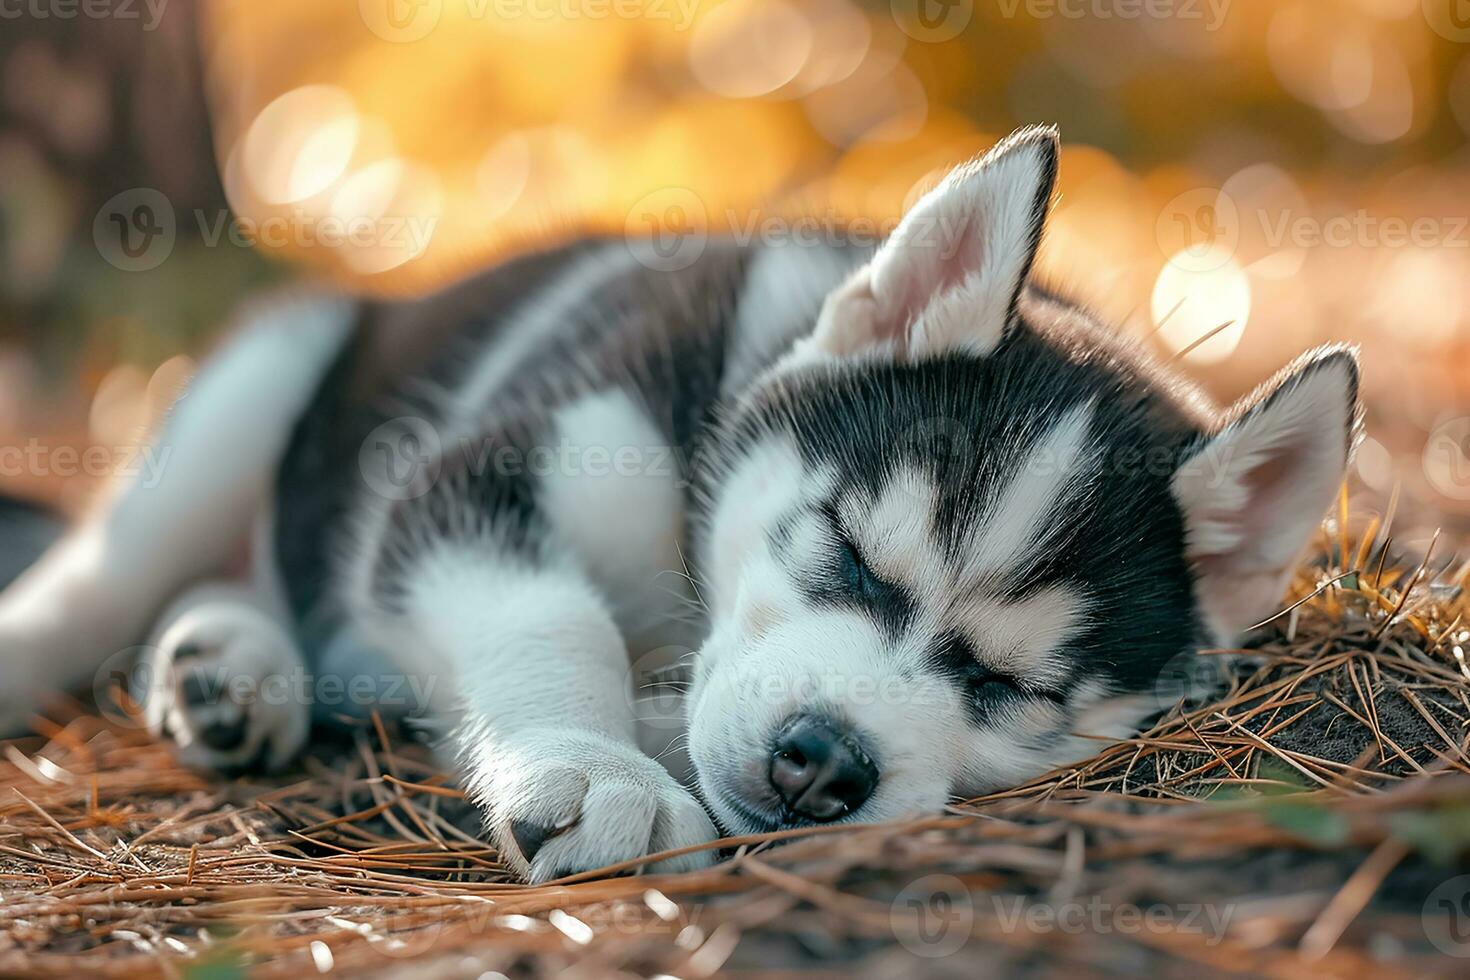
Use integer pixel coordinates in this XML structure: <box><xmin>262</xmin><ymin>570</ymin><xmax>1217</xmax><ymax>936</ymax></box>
<box><xmin>806</xmin><ymin>125</ymin><xmax>1059</xmax><ymax>359</ymax></box>
<box><xmin>1173</xmin><ymin>347</ymin><xmax>1362</xmax><ymax>642</ymax></box>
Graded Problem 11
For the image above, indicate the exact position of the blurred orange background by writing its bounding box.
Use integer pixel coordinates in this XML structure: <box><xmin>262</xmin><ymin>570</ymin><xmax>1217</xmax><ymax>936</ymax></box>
<box><xmin>1</xmin><ymin>0</ymin><xmax>1468</xmax><ymax>529</ymax></box>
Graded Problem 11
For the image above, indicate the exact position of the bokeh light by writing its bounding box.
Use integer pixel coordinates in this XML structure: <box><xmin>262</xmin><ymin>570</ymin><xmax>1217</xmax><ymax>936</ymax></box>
<box><xmin>241</xmin><ymin>86</ymin><xmax>361</xmax><ymax>206</ymax></box>
<box><xmin>1152</xmin><ymin>247</ymin><xmax>1253</xmax><ymax>365</ymax></box>
<box><xmin>689</xmin><ymin>0</ymin><xmax>814</xmax><ymax>99</ymax></box>
<box><xmin>0</xmin><ymin>0</ymin><xmax>1466</xmax><ymax>519</ymax></box>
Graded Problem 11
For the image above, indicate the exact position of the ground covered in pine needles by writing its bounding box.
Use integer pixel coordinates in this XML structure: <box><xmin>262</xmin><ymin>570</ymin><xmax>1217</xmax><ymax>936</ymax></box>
<box><xmin>3</xmin><ymin>493</ymin><xmax>1470</xmax><ymax>978</ymax></box>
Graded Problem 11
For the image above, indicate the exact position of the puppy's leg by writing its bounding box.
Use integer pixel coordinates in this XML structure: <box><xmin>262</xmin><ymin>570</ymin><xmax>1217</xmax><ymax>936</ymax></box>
<box><xmin>359</xmin><ymin>550</ymin><xmax>717</xmax><ymax>883</ymax></box>
<box><xmin>141</xmin><ymin>582</ymin><xmax>310</xmax><ymax>773</ymax></box>
<box><xmin>0</xmin><ymin>293</ymin><xmax>354</xmax><ymax>735</ymax></box>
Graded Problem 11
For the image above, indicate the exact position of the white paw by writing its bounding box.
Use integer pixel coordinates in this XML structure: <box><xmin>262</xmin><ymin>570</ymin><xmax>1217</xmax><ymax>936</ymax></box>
<box><xmin>142</xmin><ymin>599</ymin><xmax>309</xmax><ymax>773</ymax></box>
<box><xmin>463</xmin><ymin>728</ymin><xmax>719</xmax><ymax>883</ymax></box>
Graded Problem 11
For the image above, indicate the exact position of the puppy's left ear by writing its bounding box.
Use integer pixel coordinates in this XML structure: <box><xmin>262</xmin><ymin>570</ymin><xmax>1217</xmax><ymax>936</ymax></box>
<box><xmin>807</xmin><ymin>125</ymin><xmax>1059</xmax><ymax>359</ymax></box>
<box><xmin>1173</xmin><ymin>346</ymin><xmax>1362</xmax><ymax>642</ymax></box>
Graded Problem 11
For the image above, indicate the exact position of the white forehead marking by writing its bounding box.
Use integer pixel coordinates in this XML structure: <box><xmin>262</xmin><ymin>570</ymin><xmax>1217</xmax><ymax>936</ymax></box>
<box><xmin>706</xmin><ymin>435</ymin><xmax>835</xmax><ymax>617</ymax></box>
<box><xmin>962</xmin><ymin>399</ymin><xmax>1098</xmax><ymax>579</ymax></box>
<box><xmin>783</xmin><ymin>507</ymin><xmax>832</xmax><ymax>576</ymax></box>
<box><xmin>841</xmin><ymin>467</ymin><xmax>943</xmax><ymax>592</ymax></box>
<box><xmin>953</xmin><ymin>583</ymin><xmax>1086</xmax><ymax>685</ymax></box>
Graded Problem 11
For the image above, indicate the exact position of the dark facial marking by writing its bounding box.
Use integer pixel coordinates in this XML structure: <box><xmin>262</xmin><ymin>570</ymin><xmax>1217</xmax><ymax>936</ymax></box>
<box><xmin>733</xmin><ymin>332</ymin><xmax>1204</xmax><ymax>697</ymax></box>
<box><xmin>928</xmin><ymin>632</ymin><xmax>1071</xmax><ymax>727</ymax></box>
<box><xmin>800</xmin><ymin>504</ymin><xmax>917</xmax><ymax>638</ymax></box>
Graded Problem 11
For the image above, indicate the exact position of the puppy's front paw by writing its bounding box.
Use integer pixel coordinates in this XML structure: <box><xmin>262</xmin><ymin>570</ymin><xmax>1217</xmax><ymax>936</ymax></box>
<box><xmin>142</xmin><ymin>603</ymin><xmax>309</xmax><ymax>773</ymax></box>
<box><xmin>464</xmin><ymin>729</ymin><xmax>718</xmax><ymax>883</ymax></box>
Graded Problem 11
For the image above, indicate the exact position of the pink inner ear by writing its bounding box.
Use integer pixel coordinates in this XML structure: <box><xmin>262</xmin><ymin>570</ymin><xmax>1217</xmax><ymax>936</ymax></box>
<box><xmin>1177</xmin><ymin>347</ymin><xmax>1357</xmax><ymax>639</ymax></box>
<box><xmin>811</xmin><ymin>129</ymin><xmax>1059</xmax><ymax>360</ymax></box>
<box><xmin>1191</xmin><ymin>551</ymin><xmax>1293</xmax><ymax>641</ymax></box>
<box><xmin>869</xmin><ymin>209</ymin><xmax>982</xmax><ymax>338</ymax></box>
<box><xmin>1186</xmin><ymin>448</ymin><xmax>1317</xmax><ymax>640</ymax></box>
<box><xmin>924</xmin><ymin>212</ymin><xmax>984</xmax><ymax>296</ymax></box>
<box><xmin>1229</xmin><ymin>450</ymin><xmax>1299</xmax><ymax>563</ymax></box>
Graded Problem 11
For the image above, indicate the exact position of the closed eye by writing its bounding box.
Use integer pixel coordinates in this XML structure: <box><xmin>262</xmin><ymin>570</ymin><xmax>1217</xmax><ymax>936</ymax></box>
<box><xmin>973</xmin><ymin>672</ymin><xmax>1068</xmax><ymax>712</ymax></box>
<box><xmin>970</xmin><ymin>672</ymin><xmax>1019</xmax><ymax>706</ymax></box>
<box><xmin>824</xmin><ymin>506</ymin><xmax>881</xmax><ymax>599</ymax></box>
<box><xmin>933</xmin><ymin>635</ymin><xmax>1067</xmax><ymax>710</ymax></box>
<box><xmin>803</xmin><ymin>504</ymin><xmax>916</xmax><ymax>634</ymax></box>
<box><xmin>836</xmin><ymin>537</ymin><xmax>873</xmax><ymax>595</ymax></box>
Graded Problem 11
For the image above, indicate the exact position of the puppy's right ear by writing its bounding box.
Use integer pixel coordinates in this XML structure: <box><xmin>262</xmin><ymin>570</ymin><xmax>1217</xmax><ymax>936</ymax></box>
<box><xmin>803</xmin><ymin>125</ymin><xmax>1059</xmax><ymax>361</ymax></box>
<box><xmin>1173</xmin><ymin>346</ymin><xmax>1362</xmax><ymax>642</ymax></box>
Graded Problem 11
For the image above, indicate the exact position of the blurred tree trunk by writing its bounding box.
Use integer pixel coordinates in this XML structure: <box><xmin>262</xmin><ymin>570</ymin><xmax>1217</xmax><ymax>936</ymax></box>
<box><xmin>0</xmin><ymin>0</ymin><xmax>228</xmax><ymax>345</ymax></box>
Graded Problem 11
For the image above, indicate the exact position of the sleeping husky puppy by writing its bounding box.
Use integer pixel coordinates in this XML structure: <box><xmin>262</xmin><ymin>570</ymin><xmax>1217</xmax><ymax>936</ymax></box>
<box><xmin>0</xmin><ymin>128</ymin><xmax>1359</xmax><ymax>881</ymax></box>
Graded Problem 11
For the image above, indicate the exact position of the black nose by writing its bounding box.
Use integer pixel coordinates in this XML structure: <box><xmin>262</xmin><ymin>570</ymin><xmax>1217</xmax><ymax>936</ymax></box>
<box><xmin>768</xmin><ymin>714</ymin><xmax>879</xmax><ymax>822</ymax></box>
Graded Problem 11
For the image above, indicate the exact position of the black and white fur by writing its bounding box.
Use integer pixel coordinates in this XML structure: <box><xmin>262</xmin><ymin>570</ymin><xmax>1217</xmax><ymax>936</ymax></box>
<box><xmin>0</xmin><ymin>128</ymin><xmax>1359</xmax><ymax>881</ymax></box>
